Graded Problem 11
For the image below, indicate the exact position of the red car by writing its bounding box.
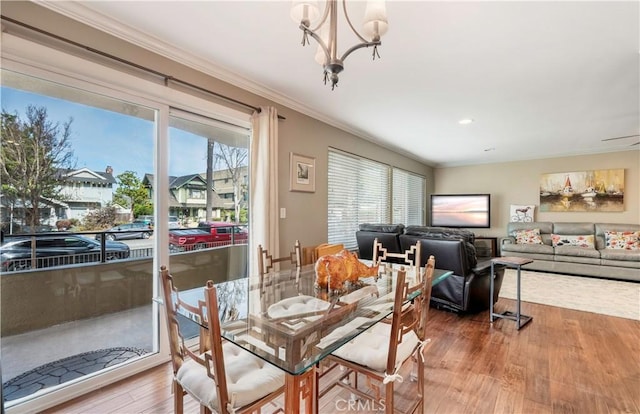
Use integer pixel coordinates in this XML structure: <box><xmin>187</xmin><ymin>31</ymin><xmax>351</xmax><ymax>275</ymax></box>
<box><xmin>197</xmin><ymin>222</ymin><xmax>248</xmax><ymax>244</ymax></box>
<box><xmin>169</xmin><ymin>229</ymin><xmax>216</xmax><ymax>252</ymax></box>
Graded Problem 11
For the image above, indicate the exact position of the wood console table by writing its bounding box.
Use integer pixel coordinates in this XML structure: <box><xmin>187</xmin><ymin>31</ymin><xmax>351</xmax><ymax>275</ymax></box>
<box><xmin>474</xmin><ymin>236</ymin><xmax>498</xmax><ymax>258</ymax></box>
<box><xmin>489</xmin><ymin>256</ymin><xmax>533</xmax><ymax>330</ymax></box>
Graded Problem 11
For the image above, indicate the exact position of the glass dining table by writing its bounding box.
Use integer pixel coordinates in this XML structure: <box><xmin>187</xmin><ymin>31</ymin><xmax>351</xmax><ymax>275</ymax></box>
<box><xmin>170</xmin><ymin>263</ymin><xmax>452</xmax><ymax>414</ymax></box>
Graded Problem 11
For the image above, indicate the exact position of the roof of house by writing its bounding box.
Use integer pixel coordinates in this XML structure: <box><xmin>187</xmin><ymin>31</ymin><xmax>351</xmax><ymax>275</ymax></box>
<box><xmin>56</xmin><ymin>168</ymin><xmax>116</xmax><ymax>184</ymax></box>
<box><xmin>143</xmin><ymin>173</ymin><xmax>228</xmax><ymax>209</ymax></box>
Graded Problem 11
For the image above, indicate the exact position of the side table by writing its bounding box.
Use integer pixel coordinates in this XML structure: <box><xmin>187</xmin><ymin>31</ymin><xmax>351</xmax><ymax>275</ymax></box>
<box><xmin>490</xmin><ymin>256</ymin><xmax>533</xmax><ymax>330</ymax></box>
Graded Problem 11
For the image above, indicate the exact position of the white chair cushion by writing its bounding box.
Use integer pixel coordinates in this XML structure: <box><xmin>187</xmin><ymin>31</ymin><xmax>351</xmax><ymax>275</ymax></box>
<box><xmin>267</xmin><ymin>295</ymin><xmax>330</xmax><ymax>319</ymax></box>
<box><xmin>332</xmin><ymin>323</ymin><xmax>419</xmax><ymax>372</ymax></box>
<box><xmin>176</xmin><ymin>341</ymin><xmax>284</xmax><ymax>412</ymax></box>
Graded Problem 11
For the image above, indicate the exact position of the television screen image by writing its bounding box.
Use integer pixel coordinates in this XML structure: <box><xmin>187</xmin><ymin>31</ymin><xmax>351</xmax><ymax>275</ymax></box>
<box><xmin>430</xmin><ymin>194</ymin><xmax>491</xmax><ymax>228</ymax></box>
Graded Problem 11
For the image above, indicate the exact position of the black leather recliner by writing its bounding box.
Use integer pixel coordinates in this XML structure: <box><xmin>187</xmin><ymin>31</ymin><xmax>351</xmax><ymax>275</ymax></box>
<box><xmin>399</xmin><ymin>226</ymin><xmax>504</xmax><ymax>313</ymax></box>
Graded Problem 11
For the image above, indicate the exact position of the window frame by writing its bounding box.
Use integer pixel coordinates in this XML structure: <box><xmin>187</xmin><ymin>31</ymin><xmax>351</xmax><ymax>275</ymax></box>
<box><xmin>2</xmin><ymin>31</ymin><xmax>251</xmax><ymax>414</ymax></box>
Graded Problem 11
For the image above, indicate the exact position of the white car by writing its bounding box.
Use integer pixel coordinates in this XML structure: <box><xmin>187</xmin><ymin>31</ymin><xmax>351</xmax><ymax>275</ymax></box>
<box><xmin>168</xmin><ymin>216</ymin><xmax>180</xmax><ymax>229</ymax></box>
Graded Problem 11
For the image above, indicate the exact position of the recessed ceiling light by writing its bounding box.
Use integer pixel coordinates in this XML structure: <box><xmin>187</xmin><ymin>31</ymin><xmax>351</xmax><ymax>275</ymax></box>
<box><xmin>458</xmin><ymin>118</ymin><xmax>474</xmax><ymax>125</ymax></box>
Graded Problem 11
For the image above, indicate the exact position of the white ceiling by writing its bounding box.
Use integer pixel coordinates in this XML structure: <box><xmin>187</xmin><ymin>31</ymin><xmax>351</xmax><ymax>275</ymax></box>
<box><xmin>43</xmin><ymin>1</ymin><xmax>639</xmax><ymax>167</ymax></box>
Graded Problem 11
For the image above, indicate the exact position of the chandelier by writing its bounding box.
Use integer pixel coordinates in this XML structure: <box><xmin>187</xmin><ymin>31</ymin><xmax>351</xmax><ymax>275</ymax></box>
<box><xmin>290</xmin><ymin>0</ymin><xmax>389</xmax><ymax>90</ymax></box>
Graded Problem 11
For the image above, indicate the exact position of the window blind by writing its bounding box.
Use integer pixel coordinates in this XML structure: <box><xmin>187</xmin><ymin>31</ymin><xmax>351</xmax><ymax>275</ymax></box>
<box><xmin>392</xmin><ymin>168</ymin><xmax>426</xmax><ymax>226</ymax></box>
<box><xmin>328</xmin><ymin>150</ymin><xmax>390</xmax><ymax>250</ymax></box>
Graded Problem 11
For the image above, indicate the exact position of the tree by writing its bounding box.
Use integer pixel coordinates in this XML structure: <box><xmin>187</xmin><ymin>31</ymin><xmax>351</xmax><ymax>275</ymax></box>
<box><xmin>113</xmin><ymin>171</ymin><xmax>152</xmax><ymax>220</ymax></box>
<box><xmin>206</xmin><ymin>140</ymin><xmax>215</xmax><ymax>221</ymax></box>
<box><xmin>214</xmin><ymin>144</ymin><xmax>248</xmax><ymax>223</ymax></box>
<box><xmin>0</xmin><ymin>106</ymin><xmax>75</xmax><ymax>231</ymax></box>
<box><xmin>83</xmin><ymin>205</ymin><xmax>117</xmax><ymax>230</ymax></box>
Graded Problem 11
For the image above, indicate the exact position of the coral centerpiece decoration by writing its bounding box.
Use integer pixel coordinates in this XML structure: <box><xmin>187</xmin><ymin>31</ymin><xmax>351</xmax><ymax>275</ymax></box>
<box><xmin>315</xmin><ymin>249</ymin><xmax>379</xmax><ymax>291</ymax></box>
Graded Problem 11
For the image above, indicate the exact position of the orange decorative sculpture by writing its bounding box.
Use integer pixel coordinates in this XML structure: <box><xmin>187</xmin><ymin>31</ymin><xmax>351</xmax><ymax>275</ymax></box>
<box><xmin>315</xmin><ymin>249</ymin><xmax>379</xmax><ymax>290</ymax></box>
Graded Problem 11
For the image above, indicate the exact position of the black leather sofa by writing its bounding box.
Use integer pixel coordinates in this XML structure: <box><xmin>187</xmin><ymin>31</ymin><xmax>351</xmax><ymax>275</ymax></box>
<box><xmin>356</xmin><ymin>224</ymin><xmax>505</xmax><ymax>313</ymax></box>
<box><xmin>355</xmin><ymin>223</ymin><xmax>405</xmax><ymax>263</ymax></box>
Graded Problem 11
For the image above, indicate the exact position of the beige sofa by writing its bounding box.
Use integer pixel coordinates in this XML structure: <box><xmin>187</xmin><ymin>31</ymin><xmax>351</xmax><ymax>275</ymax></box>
<box><xmin>500</xmin><ymin>222</ymin><xmax>640</xmax><ymax>282</ymax></box>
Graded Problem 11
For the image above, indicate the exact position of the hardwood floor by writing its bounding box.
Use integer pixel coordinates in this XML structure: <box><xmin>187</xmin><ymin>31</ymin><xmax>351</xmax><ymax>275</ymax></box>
<box><xmin>44</xmin><ymin>299</ymin><xmax>640</xmax><ymax>414</ymax></box>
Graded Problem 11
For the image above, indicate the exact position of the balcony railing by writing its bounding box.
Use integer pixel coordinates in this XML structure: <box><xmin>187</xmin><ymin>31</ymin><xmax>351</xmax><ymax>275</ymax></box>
<box><xmin>0</xmin><ymin>225</ymin><xmax>248</xmax><ymax>273</ymax></box>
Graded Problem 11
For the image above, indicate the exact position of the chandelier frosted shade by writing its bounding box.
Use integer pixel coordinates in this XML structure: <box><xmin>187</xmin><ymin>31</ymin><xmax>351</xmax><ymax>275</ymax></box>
<box><xmin>290</xmin><ymin>0</ymin><xmax>320</xmax><ymax>25</ymax></box>
<box><xmin>362</xmin><ymin>0</ymin><xmax>388</xmax><ymax>40</ymax></box>
<box><xmin>291</xmin><ymin>0</ymin><xmax>388</xmax><ymax>90</ymax></box>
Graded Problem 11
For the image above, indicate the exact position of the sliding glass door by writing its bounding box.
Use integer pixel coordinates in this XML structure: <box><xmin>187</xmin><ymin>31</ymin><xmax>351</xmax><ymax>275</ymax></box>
<box><xmin>0</xmin><ymin>69</ymin><xmax>158</xmax><ymax>407</ymax></box>
<box><xmin>165</xmin><ymin>110</ymin><xmax>250</xmax><ymax>291</ymax></box>
<box><xmin>0</xmin><ymin>33</ymin><xmax>252</xmax><ymax>412</ymax></box>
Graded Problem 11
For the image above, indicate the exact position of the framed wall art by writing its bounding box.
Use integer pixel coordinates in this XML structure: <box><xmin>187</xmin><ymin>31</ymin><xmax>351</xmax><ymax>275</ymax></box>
<box><xmin>509</xmin><ymin>204</ymin><xmax>536</xmax><ymax>222</ymax></box>
<box><xmin>289</xmin><ymin>153</ymin><xmax>316</xmax><ymax>193</ymax></box>
<box><xmin>539</xmin><ymin>169</ymin><xmax>624</xmax><ymax>212</ymax></box>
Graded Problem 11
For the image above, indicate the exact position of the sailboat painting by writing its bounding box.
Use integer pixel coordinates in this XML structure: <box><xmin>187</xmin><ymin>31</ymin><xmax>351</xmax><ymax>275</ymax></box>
<box><xmin>539</xmin><ymin>169</ymin><xmax>625</xmax><ymax>212</ymax></box>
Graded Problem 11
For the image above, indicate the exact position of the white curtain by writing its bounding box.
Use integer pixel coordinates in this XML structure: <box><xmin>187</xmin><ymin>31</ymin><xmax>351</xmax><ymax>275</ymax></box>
<box><xmin>250</xmin><ymin>106</ymin><xmax>279</xmax><ymax>277</ymax></box>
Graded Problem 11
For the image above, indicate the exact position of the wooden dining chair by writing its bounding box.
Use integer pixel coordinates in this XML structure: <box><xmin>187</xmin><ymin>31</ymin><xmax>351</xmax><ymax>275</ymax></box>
<box><xmin>257</xmin><ymin>240</ymin><xmax>302</xmax><ymax>277</ymax></box>
<box><xmin>407</xmin><ymin>255</ymin><xmax>436</xmax><ymax>384</ymax></box>
<box><xmin>373</xmin><ymin>238</ymin><xmax>421</xmax><ymax>279</ymax></box>
<box><xmin>301</xmin><ymin>245</ymin><xmax>317</xmax><ymax>265</ymax></box>
<box><xmin>257</xmin><ymin>240</ymin><xmax>320</xmax><ymax>334</ymax></box>
<box><xmin>159</xmin><ymin>266</ymin><xmax>285</xmax><ymax>414</ymax></box>
<box><xmin>300</xmin><ymin>242</ymin><xmax>345</xmax><ymax>265</ymax></box>
<box><xmin>318</xmin><ymin>258</ymin><xmax>436</xmax><ymax>414</ymax></box>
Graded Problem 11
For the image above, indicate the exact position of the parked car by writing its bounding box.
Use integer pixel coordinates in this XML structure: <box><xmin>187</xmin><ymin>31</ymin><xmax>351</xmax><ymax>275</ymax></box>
<box><xmin>0</xmin><ymin>233</ymin><xmax>130</xmax><ymax>272</ymax></box>
<box><xmin>134</xmin><ymin>215</ymin><xmax>180</xmax><ymax>229</ymax></box>
<box><xmin>7</xmin><ymin>224</ymin><xmax>57</xmax><ymax>234</ymax></box>
<box><xmin>169</xmin><ymin>228</ymin><xmax>216</xmax><ymax>252</ymax></box>
<box><xmin>96</xmin><ymin>222</ymin><xmax>152</xmax><ymax>241</ymax></box>
<box><xmin>136</xmin><ymin>215</ymin><xmax>154</xmax><ymax>227</ymax></box>
<box><xmin>197</xmin><ymin>222</ymin><xmax>248</xmax><ymax>244</ymax></box>
<box><xmin>168</xmin><ymin>216</ymin><xmax>180</xmax><ymax>229</ymax></box>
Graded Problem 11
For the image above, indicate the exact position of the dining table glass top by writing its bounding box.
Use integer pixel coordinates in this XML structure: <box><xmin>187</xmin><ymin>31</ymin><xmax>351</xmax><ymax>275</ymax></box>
<box><xmin>172</xmin><ymin>263</ymin><xmax>452</xmax><ymax>375</ymax></box>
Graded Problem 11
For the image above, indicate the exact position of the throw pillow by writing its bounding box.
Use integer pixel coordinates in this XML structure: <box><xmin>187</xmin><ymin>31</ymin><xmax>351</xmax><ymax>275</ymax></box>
<box><xmin>604</xmin><ymin>230</ymin><xmax>640</xmax><ymax>250</ymax></box>
<box><xmin>515</xmin><ymin>228</ymin><xmax>543</xmax><ymax>245</ymax></box>
<box><xmin>552</xmin><ymin>234</ymin><xmax>595</xmax><ymax>248</ymax></box>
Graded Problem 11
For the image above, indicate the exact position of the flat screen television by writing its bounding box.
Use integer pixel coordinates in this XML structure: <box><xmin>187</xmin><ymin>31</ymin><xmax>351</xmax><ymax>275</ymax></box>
<box><xmin>430</xmin><ymin>194</ymin><xmax>491</xmax><ymax>228</ymax></box>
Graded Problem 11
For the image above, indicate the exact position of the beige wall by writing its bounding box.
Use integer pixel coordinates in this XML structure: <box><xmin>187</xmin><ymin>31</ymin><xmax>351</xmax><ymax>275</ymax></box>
<box><xmin>279</xmin><ymin>113</ymin><xmax>432</xmax><ymax>250</ymax></box>
<box><xmin>434</xmin><ymin>150</ymin><xmax>640</xmax><ymax>239</ymax></box>
<box><xmin>2</xmin><ymin>2</ymin><xmax>433</xmax><ymax>256</ymax></box>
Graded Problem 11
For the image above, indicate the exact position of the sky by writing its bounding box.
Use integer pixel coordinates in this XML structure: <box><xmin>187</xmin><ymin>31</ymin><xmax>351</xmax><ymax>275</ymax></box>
<box><xmin>1</xmin><ymin>86</ymin><xmax>222</xmax><ymax>180</ymax></box>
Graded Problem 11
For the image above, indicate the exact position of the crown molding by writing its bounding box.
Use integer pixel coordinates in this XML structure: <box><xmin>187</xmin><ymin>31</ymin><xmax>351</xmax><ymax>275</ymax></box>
<box><xmin>33</xmin><ymin>2</ymin><xmax>427</xmax><ymax>163</ymax></box>
<box><xmin>36</xmin><ymin>2</ymin><xmax>276</xmax><ymax>99</ymax></box>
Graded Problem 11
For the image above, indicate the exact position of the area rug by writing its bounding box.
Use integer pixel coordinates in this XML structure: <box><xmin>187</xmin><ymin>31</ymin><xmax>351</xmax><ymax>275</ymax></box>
<box><xmin>2</xmin><ymin>347</ymin><xmax>148</xmax><ymax>402</ymax></box>
<box><xmin>498</xmin><ymin>269</ymin><xmax>640</xmax><ymax>320</ymax></box>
